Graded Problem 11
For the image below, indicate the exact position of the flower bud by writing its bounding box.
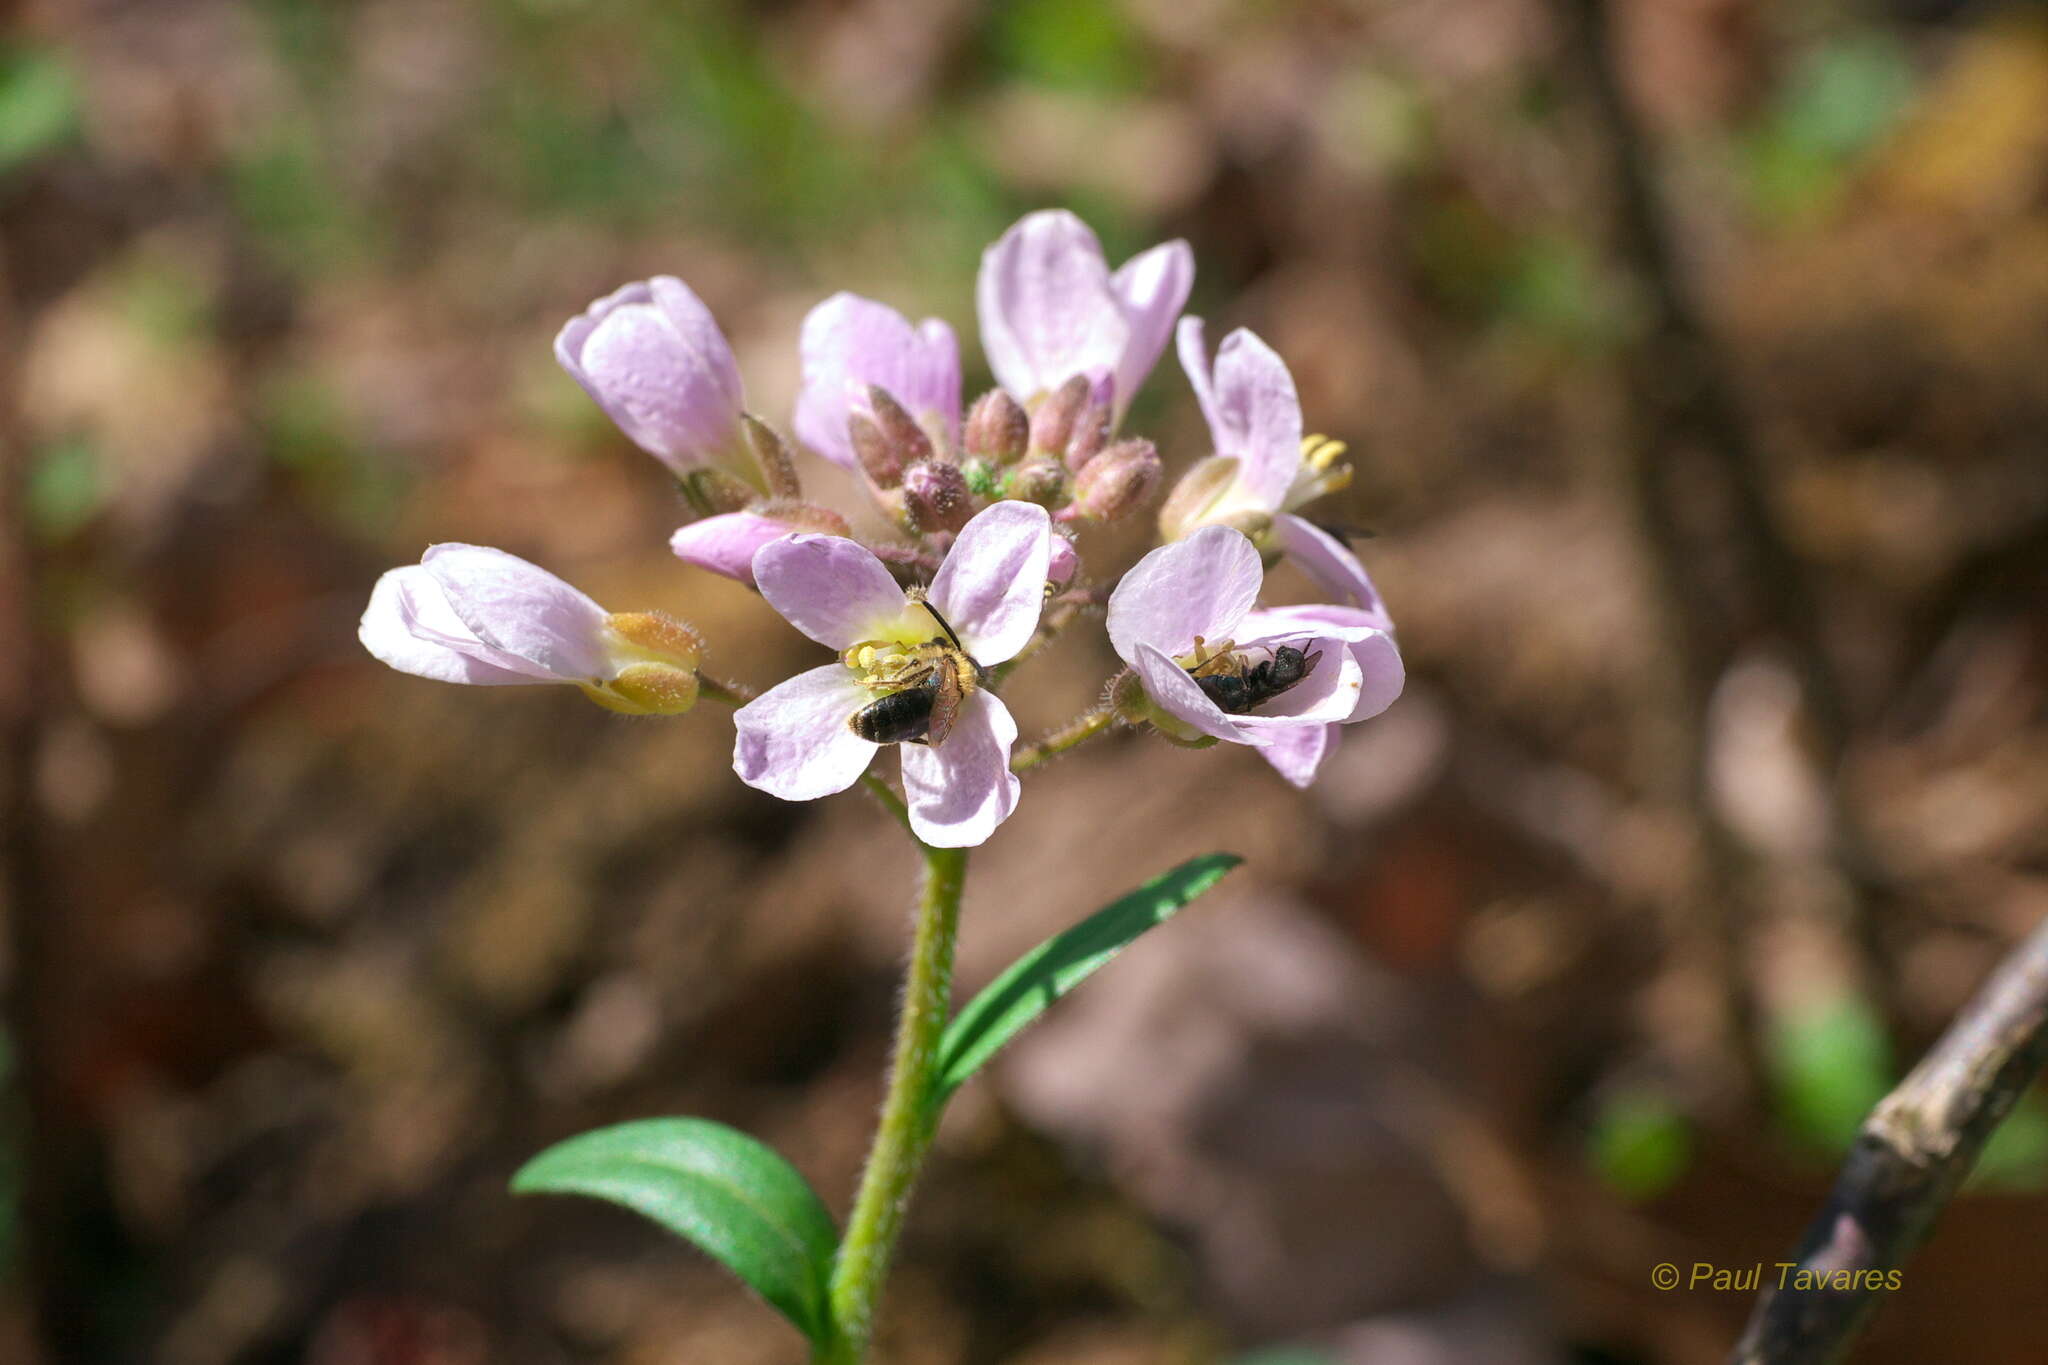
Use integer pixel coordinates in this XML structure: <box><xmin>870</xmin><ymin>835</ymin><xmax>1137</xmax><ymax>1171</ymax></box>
<box><xmin>682</xmin><ymin>468</ymin><xmax>758</xmax><ymax>517</ymax></box>
<box><xmin>1070</xmin><ymin>438</ymin><xmax>1161</xmax><ymax>522</ymax></box>
<box><xmin>1004</xmin><ymin>457</ymin><xmax>1068</xmax><ymax>508</ymax></box>
<box><xmin>869</xmin><ymin>384</ymin><xmax>936</xmax><ymax>463</ymax></box>
<box><xmin>1156</xmin><ymin>454</ymin><xmax>1241</xmax><ymax>542</ymax></box>
<box><xmin>555</xmin><ymin>278</ymin><xmax>750</xmax><ymax>485</ymax></box>
<box><xmin>670</xmin><ymin>503</ymin><xmax>850</xmax><ymax>586</ymax></box>
<box><xmin>1062</xmin><ymin>397</ymin><xmax>1111</xmax><ymax>473</ymax></box>
<box><xmin>964</xmin><ymin>389</ymin><xmax>1029</xmax><ymax>466</ymax></box>
<box><xmin>1048</xmin><ymin>532</ymin><xmax>1081</xmax><ymax>586</ymax></box>
<box><xmin>849</xmin><ymin>412</ymin><xmax>904</xmax><ymax>488</ymax></box>
<box><xmin>741</xmin><ymin>414</ymin><xmax>802</xmax><ymax>499</ymax></box>
<box><xmin>902</xmin><ymin>460</ymin><xmax>974</xmax><ymax>535</ymax></box>
<box><xmin>1028</xmin><ymin>374</ymin><xmax>1091</xmax><ymax>458</ymax></box>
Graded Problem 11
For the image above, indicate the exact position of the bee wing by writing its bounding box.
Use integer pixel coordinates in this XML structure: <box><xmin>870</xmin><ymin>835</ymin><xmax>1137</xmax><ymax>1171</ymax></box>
<box><xmin>924</xmin><ymin>665</ymin><xmax>964</xmax><ymax>747</ymax></box>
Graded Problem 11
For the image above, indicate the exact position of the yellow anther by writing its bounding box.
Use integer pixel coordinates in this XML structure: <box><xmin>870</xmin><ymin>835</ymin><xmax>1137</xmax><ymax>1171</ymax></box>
<box><xmin>1302</xmin><ymin>434</ymin><xmax>1349</xmax><ymax>473</ymax></box>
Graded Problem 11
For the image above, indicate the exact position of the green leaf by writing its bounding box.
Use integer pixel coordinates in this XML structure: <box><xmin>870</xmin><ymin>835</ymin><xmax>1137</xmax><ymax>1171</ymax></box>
<box><xmin>931</xmin><ymin>852</ymin><xmax>1240</xmax><ymax>1108</ymax></box>
<box><xmin>512</xmin><ymin>1118</ymin><xmax>838</xmax><ymax>1343</ymax></box>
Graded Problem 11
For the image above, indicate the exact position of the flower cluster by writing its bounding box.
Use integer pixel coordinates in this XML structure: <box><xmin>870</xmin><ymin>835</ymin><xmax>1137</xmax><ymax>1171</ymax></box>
<box><xmin>362</xmin><ymin>210</ymin><xmax>1403</xmax><ymax>846</ymax></box>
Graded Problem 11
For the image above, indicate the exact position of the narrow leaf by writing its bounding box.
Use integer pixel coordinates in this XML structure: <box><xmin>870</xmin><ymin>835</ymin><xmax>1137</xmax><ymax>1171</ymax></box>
<box><xmin>512</xmin><ymin>1118</ymin><xmax>837</xmax><ymax>1342</ymax></box>
<box><xmin>932</xmin><ymin>852</ymin><xmax>1240</xmax><ymax>1107</ymax></box>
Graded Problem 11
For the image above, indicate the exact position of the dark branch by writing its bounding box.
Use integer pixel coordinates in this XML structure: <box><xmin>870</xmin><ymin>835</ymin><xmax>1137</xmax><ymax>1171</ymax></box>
<box><xmin>1553</xmin><ymin>0</ymin><xmax>1898</xmax><ymax>1060</ymax></box>
<box><xmin>1731</xmin><ymin>914</ymin><xmax>2048</xmax><ymax>1364</ymax></box>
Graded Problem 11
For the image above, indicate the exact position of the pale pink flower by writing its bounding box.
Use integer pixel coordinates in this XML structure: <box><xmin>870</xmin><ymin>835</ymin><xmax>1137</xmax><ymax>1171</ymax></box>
<box><xmin>977</xmin><ymin>210</ymin><xmax>1193</xmax><ymax>422</ymax></box>
<box><xmin>669</xmin><ymin>505</ymin><xmax>852</xmax><ymax>588</ymax></box>
<box><xmin>733</xmin><ymin>503</ymin><xmax>1052</xmax><ymax>847</ymax></box>
<box><xmin>360</xmin><ymin>545</ymin><xmax>702</xmax><ymax>715</ymax></box>
<box><xmin>792</xmin><ymin>293</ymin><xmax>961</xmax><ymax>472</ymax></box>
<box><xmin>555</xmin><ymin>278</ymin><xmax>750</xmax><ymax>483</ymax></box>
<box><xmin>1167</xmin><ymin>316</ymin><xmax>1393</xmax><ymax>613</ymax></box>
<box><xmin>1106</xmin><ymin>526</ymin><xmax>1402</xmax><ymax>786</ymax></box>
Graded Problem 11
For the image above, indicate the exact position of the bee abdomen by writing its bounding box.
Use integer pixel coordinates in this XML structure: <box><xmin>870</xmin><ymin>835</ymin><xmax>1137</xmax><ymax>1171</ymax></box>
<box><xmin>850</xmin><ymin>683</ymin><xmax>937</xmax><ymax>744</ymax></box>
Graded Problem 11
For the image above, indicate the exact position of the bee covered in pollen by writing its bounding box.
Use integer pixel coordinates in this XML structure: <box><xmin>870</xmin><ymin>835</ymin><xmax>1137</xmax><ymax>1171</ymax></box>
<box><xmin>1183</xmin><ymin>636</ymin><xmax>1322</xmax><ymax>715</ymax></box>
<box><xmin>843</xmin><ymin>593</ymin><xmax>987</xmax><ymax>747</ymax></box>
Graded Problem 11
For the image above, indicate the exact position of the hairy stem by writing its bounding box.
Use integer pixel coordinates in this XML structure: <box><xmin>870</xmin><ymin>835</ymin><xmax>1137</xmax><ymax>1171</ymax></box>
<box><xmin>988</xmin><ymin>585</ymin><xmax>1105</xmax><ymax>686</ymax></box>
<box><xmin>858</xmin><ymin>772</ymin><xmax>911</xmax><ymax>833</ymax></box>
<box><xmin>1011</xmin><ymin>706</ymin><xmax>1116</xmax><ymax>773</ymax></box>
<box><xmin>819</xmin><ymin>840</ymin><xmax>967</xmax><ymax>1362</ymax></box>
<box><xmin>696</xmin><ymin>674</ymin><xmax>757</xmax><ymax>707</ymax></box>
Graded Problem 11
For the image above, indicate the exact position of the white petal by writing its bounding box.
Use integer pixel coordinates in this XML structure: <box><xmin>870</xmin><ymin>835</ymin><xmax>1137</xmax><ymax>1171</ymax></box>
<box><xmin>901</xmin><ymin>692</ymin><xmax>1021</xmax><ymax>848</ymax></box>
<box><xmin>1258</xmin><ymin>724</ymin><xmax>1337</xmax><ymax>788</ymax></box>
<box><xmin>1206</xmin><ymin>328</ymin><xmax>1303</xmax><ymax>512</ymax></box>
<box><xmin>1242</xmin><ymin>608</ymin><xmax>1404</xmax><ymax>723</ymax></box>
<box><xmin>1230</xmin><ymin>640</ymin><xmax>1360</xmax><ymax>726</ymax></box>
<box><xmin>420</xmin><ymin>545</ymin><xmax>610</xmax><ymax>680</ymax></box>
<box><xmin>793</xmin><ymin>293</ymin><xmax>962</xmax><ymax>469</ymax></box>
<box><xmin>1132</xmin><ymin>643</ymin><xmax>1259</xmax><ymax>746</ymax></box>
<box><xmin>732</xmin><ymin>665</ymin><xmax>879</xmax><ymax>800</ymax></box>
<box><xmin>1346</xmin><ymin>630</ymin><xmax>1405</xmax><ymax>723</ymax></box>
<box><xmin>927</xmin><ymin>502</ymin><xmax>1051</xmax><ymax>664</ymax></box>
<box><xmin>977</xmin><ymin>210</ymin><xmax>1128</xmax><ymax>401</ymax></box>
<box><xmin>1105</xmin><ymin>526</ymin><xmax>1262</xmax><ymax>664</ymax></box>
<box><xmin>1108</xmin><ymin>239</ymin><xmax>1193</xmax><ymax>419</ymax></box>
<box><xmin>1272</xmin><ymin>514</ymin><xmax>1394</xmax><ymax>629</ymax></box>
<box><xmin>360</xmin><ymin>567</ymin><xmax>550</xmax><ymax>685</ymax></box>
<box><xmin>753</xmin><ymin>533</ymin><xmax>908</xmax><ymax>650</ymax></box>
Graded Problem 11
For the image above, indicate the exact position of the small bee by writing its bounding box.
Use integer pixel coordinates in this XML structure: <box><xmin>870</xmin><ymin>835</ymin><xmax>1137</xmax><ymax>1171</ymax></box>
<box><xmin>1185</xmin><ymin>636</ymin><xmax>1322</xmax><ymax>715</ymax></box>
<box><xmin>847</xmin><ymin>597</ymin><xmax>986</xmax><ymax>747</ymax></box>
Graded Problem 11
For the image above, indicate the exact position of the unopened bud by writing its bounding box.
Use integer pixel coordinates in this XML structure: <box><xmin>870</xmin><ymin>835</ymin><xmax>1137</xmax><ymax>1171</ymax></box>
<box><xmin>751</xmin><ymin>499</ymin><xmax>850</xmax><ymax>537</ymax></box>
<box><xmin>1157</xmin><ymin>454</ymin><xmax>1241</xmax><ymax>541</ymax></box>
<box><xmin>1004</xmin><ymin>458</ymin><xmax>1068</xmax><ymax>508</ymax></box>
<box><xmin>869</xmin><ymin>385</ymin><xmax>935</xmax><ymax>464</ymax></box>
<box><xmin>681</xmin><ymin>468</ymin><xmax>757</xmax><ymax>517</ymax></box>
<box><xmin>742</xmin><ymin>414</ymin><xmax>801</xmax><ymax>499</ymax></box>
<box><xmin>964</xmin><ymin>389</ymin><xmax>1029</xmax><ymax>465</ymax></box>
<box><xmin>902</xmin><ymin>460</ymin><xmax>973</xmax><ymax>535</ymax></box>
<box><xmin>1048</xmin><ymin>532</ymin><xmax>1081</xmax><ymax>586</ymax></box>
<box><xmin>849</xmin><ymin>412</ymin><xmax>904</xmax><ymax>488</ymax></box>
<box><xmin>1071</xmin><ymin>438</ymin><xmax>1161</xmax><ymax>522</ymax></box>
<box><xmin>1029</xmin><ymin>374</ymin><xmax>1091</xmax><ymax>458</ymax></box>
<box><xmin>1063</xmin><ymin>398</ymin><xmax>1111</xmax><ymax>473</ymax></box>
<box><xmin>671</xmin><ymin>504</ymin><xmax>849</xmax><ymax>586</ymax></box>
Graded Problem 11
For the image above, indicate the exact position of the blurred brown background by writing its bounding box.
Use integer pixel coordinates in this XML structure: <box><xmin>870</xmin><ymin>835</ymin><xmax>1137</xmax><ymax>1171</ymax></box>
<box><xmin>5</xmin><ymin>0</ymin><xmax>2048</xmax><ymax>1361</ymax></box>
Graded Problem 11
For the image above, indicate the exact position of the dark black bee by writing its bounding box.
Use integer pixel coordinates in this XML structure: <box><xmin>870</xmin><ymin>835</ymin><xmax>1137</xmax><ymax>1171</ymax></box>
<box><xmin>848</xmin><ymin>598</ymin><xmax>984</xmax><ymax>746</ymax></box>
<box><xmin>1187</xmin><ymin>641</ymin><xmax>1321</xmax><ymax>715</ymax></box>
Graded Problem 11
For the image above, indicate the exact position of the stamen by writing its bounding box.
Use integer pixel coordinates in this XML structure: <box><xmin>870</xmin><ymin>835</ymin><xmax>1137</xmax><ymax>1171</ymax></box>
<box><xmin>1302</xmin><ymin>434</ymin><xmax>1348</xmax><ymax>473</ymax></box>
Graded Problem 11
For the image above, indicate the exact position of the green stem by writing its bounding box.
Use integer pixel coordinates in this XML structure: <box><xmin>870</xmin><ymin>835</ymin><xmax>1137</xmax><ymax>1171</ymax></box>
<box><xmin>696</xmin><ymin>674</ymin><xmax>756</xmax><ymax>707</ymax></box>
<box><xmin>858</xmin><ymin>772</ymin><xmax>911</xmax><ymax>833</ymax></box>
<box><xmin>819</xmin><ymin>839</ymin><xmax>967</xmax><ymax>1363</ymax></box>
<box><xmin>1011</xmin><ymin>706</ymin><xmax>1116</xmax><ymax>772</ymax></box>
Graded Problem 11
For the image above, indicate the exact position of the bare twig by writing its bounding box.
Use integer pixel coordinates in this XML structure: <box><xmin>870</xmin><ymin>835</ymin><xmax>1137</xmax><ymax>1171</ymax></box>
<box><xmin>1552</xmin><ymin>0</ymin><xmax>1769</xmax><ymax>1096</ymax></box>
<box><xmin>2</xmin><ymin>268</ymin><xmax>92</xmax><ymax>1360</ymax></box>
<box><xmin>1731</xmin><ymin>913</ymin><xmax>2048</xmax><ymax>1364</ymax></box>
